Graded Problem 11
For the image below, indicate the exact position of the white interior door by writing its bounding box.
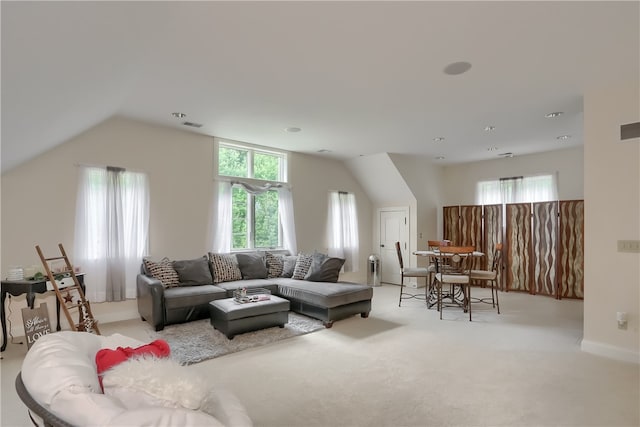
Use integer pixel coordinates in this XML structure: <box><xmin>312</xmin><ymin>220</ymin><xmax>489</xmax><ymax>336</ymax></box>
<box><xmin>379</xmin><ymin>208</ymin><xmax>409</xmax><ymax>285</ymax></box>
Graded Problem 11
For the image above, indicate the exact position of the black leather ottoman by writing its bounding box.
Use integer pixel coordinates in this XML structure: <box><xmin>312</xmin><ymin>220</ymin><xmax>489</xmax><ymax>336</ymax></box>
<box><xmin>209</xmin><ymin>296</ymin><xmax>290</xmax><ymax>339</ymax></box>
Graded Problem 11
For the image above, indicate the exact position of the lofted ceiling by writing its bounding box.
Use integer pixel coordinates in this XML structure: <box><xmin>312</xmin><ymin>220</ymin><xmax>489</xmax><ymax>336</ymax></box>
<box><xmin>2</xmin><ymin>1</ymin><xmax>638</xmax><ymax>173</ymax></box>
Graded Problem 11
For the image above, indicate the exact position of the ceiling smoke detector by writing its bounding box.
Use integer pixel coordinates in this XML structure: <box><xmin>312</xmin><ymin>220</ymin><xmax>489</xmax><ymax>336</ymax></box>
<box><xmin>443</xmin><ymin>61</ymin><xmax>472</xmax><ymax>75</ymax></box>
<box><xmin>285</xmin><ymin>127</ymin><xmax>301</xmax><ymax>133</ymax></box>
<box><xmin>172</xmin><ymin>112</ymin><xmax>186</xmax><ymax>118</ymax></box>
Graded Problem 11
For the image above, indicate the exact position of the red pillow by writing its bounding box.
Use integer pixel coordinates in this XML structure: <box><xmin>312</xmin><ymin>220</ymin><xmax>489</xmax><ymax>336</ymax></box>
<box><xmin>95</xmin><ymin>339</ymin><xmax>170</xmax><ymax>390</ymax></box>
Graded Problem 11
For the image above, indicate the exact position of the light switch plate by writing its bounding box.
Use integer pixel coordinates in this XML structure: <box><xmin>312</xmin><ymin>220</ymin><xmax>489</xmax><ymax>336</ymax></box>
<box><xmin>617</xmin><ymin>240</ymin><xmax>640</xmax><ymax>253</ymax></box>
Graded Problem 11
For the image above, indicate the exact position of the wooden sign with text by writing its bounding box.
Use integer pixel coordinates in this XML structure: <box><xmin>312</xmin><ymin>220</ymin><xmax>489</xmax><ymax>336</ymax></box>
<box><xmin>21</xmin><ymin>303</ymin><xmax>52</xmax><ymax>350</ymax></box>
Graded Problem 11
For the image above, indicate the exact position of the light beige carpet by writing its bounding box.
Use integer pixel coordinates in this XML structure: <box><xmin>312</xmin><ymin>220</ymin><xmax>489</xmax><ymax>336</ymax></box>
<box><xmin>3</xmin><ymin>285</ymin><xmax>639</xmax><ymax>427</ymax></box>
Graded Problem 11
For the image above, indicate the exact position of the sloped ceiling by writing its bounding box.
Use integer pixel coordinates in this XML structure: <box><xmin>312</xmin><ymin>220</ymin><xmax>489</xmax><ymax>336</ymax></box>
<box><xmin>2</xmin><ymin>1</ymin><xmax>638</xmax><ymax>173</ymax></box>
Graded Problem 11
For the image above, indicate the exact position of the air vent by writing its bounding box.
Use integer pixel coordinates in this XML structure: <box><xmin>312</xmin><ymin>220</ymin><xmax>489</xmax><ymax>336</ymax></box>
<box><xmin>182</xmin><ymin>121</ymin><xmax>203</xmax><ymax>128</ymax></box>
<box><xmin>621</xmin><ymin>122</ymin><xmax>640</xmax><ymax>141</ymax></box>
<box><xmin>498</xmin><ymin>152</ymin><xmax>514</xmax><ymax>158</ymax></box>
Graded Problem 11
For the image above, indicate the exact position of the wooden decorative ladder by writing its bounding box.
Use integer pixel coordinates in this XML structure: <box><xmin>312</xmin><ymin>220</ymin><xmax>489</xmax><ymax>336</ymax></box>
<box><xmin>35</xmin><ymin>244</ymin><xmax>100</xmax><ymax>335</ymax></box>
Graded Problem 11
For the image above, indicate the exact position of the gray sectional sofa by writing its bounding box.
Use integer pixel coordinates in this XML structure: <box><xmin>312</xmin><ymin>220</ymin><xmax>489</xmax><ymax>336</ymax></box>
<box><xmin>137</xmin><ymin>251</ymin><xmax>373</xmax><ymax>331</ymax></box>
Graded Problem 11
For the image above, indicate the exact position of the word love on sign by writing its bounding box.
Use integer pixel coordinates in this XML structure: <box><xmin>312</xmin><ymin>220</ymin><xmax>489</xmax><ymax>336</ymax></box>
<box><xmin>21</xmin><ymin>303</ymin><xmax>52</xmax><ymax>350</ymax></box>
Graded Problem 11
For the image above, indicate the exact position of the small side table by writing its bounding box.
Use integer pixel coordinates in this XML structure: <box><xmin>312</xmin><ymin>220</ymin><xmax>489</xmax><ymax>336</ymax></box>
<box><xmin>1</xmin><ymin>274</ymin><xmax>85</xmax><ymax>352</ymax></box>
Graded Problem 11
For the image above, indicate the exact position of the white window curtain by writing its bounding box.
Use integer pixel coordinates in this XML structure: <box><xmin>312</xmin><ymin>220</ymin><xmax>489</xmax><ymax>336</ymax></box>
<box><xmin>476</xmin><ymin>173</ymin><xmax>558</xmax><ymax>205</ymax></box>
<box><xmin>210</xmin><ymin>180</ymin><xmax>297</xmax><ymax>254</ymax></box>
<box><xmin>277</xmin><ymin>187</ymin><xmax>297</xmax><ymax>255</ymax></box>
<box><xmin>211</xmin><ymin>181</ymin><xmax>232</xmax><ymax>253</ymax></box>
<box><xmin>74</xmin><ymin>166</ymin><xmax>149</xmax><ymax>302</ymax></box>
<box><xmin>327</xmin><ymin>191</ymin><xmax>359</xmax><ymax>272</ymax></box>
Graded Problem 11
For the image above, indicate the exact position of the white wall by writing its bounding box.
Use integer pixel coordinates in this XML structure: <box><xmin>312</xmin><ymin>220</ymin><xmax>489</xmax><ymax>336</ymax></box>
<box><xmin>1</xmin><ymin>116</ymin><xmax>372</xmax><ymax>335</ymax></box>
<box><xmin>582</xmin><ymin>80</ymin><xmax>639</xmax><ymax>363</ymax></box>
<box><xmin>441</xmin><ymin>146</ymin><xmax>584</xmax><ymax>206</ymax></box>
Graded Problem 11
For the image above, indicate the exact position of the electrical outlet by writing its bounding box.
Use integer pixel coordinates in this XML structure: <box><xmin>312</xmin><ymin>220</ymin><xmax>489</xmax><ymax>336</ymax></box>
<box><xmin>617</xmin><ymin>240</ymin><xmax>640</xmax><ymax>253</ymax></box>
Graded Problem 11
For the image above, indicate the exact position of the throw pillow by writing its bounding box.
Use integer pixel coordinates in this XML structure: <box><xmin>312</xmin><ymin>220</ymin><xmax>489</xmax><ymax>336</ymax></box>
<box><xmin>143</xmin><ymin>258</ymin><xmax>180</xmax><ymax>288</ymax></box>
<box><xmin>292</xmin><ymin>253</ymin><xmax>313</xmax><ymax>280</ymax></box>
<box><xmin>208</xmin><ymin>253</ymin><xmax>242</xmax><ymax>283</ymax></box>
<box><xmin>265</xmin><ymin>252</ymin><xmax>284</xmax><ymax>278</ymax></box>
<box><xmin>172</xmin><ymin>256</ymin><xmax>213</xmax><ymax>285</ymax></box>
<box><xmin>281</xmin><ymin>255</ymin><xmax>298</xmax><ymax>278</ymax></box>
<box><xmin>304</xmin><ymin>252</ymin><xmax>345</xmax><ymax>282</ymax></box>
<box><xmin>235</xmin><ymin>252</ymin><xmax>268</xmax><ymax>279</ymax></box>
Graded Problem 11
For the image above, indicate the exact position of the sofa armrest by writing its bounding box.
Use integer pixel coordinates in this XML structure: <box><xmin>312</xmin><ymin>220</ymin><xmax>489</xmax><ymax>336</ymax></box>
<box><xmin>136</xmin><ymin>274</ymin><xmax>165</xmax><ymax>331</ymax></box>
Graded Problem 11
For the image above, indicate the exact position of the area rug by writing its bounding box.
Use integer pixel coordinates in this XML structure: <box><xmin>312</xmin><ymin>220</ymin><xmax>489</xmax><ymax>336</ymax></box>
<box><xmin>148</xmin><ymin>312</ymin><xmax>324</xmax><ymax>365</ymax></box>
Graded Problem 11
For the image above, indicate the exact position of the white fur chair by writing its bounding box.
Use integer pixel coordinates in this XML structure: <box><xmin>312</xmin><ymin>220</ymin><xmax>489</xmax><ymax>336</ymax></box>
<box><xmin>18</xmin><ymin>331</ymin><xmax>252</xmax><ymax>426</ymax></box>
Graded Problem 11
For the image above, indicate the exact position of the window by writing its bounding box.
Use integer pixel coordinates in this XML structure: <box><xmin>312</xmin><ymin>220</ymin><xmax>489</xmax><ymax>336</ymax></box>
<box><xmin>74</xmin><ymin>166</ymin><xmax>149</xmax><ymax>302</ymax></box>
<box><xmin>327</xmin><ymin>191</ymin><xmax>359</xmax><ymax>272</ymax></box>
<box><xmin>215</xmin><ymin>141</ymin><xmax>291</xmax><ymax>251</ymax></box>
<box><xmin>476</xmin><ymin>174</ymin><xmax>558</xmax><ymax>205</ymax></box>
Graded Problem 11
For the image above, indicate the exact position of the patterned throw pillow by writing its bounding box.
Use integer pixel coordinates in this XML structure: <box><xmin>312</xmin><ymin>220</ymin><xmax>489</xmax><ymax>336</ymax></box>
<box><xmin>265</xmin><ymin>252</ymin><xmax>284</xmax><ymax>278</ymax></box>
<box><xmin>143</xmin><ymin>257</ymin><xmax>180</xmax><ymax>288</ymax></box>
<box><xmin>292</xmin><ymin>253</ymin><xmax>313</xmax><ymax>280</ymax></box>
<box><xmin>208</xmin><ymin>253</ymin><xmax>242</xmax><ymax>284</ymax></box>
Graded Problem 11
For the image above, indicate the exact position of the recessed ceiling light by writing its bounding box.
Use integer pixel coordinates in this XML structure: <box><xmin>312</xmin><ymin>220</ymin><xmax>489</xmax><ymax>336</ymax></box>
<box><xmin>484</xmin><ymin>126</ymin><xmax>496</xmax><ymax>132</ymax></box>
<box><xmin>172</xmin><ymin>112</ymin><xmax>186</xmax><ymax>118</ymax></box>
<box><xmin>433</xmin><ymin>137</ymin><xmax>445</xmax><ymax>142</ymax></box>
<box><xmin>545</xmin><ymin>112</ymin><xmax>564</xmax><ymax>118</ymax></box>
<box><xmin>487</xmin><ymin>147</ymin><xmax>499</xmax><ymax>151</ymax></box>
<box><xmin>285</xmin><ymin>127</ymin><xmax>301</xmax><ymax>133</ymax></box>
<box><xmin>435</xmin><ymin>156</ymin><xmax>445</xmax><ymax>160</ymax></box>
<box><xmin>557</xmin><ymin>135</ymin><xmax>571</xmax><ymax>140</ymax></box>
<box><xmin>443</xmin><ymin>61</ymin><xmax>472</xmax><ymax>75</ymax></box>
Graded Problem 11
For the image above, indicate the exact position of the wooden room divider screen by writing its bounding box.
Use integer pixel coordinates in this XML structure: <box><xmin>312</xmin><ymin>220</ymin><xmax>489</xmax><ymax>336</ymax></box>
<box><xmin>443</xmin><ymin>200</ymin><xmax>584</xmax><ymax>299</ymax></box>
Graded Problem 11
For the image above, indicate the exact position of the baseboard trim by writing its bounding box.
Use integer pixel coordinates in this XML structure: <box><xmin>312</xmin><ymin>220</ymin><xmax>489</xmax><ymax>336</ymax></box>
<box><xmin>581</xmin><ymin>339</ymin><xmax>640</xmax><ymax>364</ymax></box>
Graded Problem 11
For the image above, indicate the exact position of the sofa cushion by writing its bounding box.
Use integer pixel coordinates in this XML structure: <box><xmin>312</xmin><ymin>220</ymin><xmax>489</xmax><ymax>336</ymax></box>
<box><xmin>292</xmin><ymin>253</ymin><xmax>313</xmax><ymax>279</ymax></box>
<box><xmin>208</xmin><ymin>253</ymin><xmax>242</xmax><ymax>283</ymax></box>
<box><xmin>304</xmin><ymin>253</ymin><xmax>345</xmax><ymax>283</ymax></box>
<box><xmin>163</xmin><ymin>285</ymin><xmax>227</xmax><ymax>309</ymax></box>
<box><xmin>236</xmin><ymin>252</ymin><xmax>268</xmax><ymax>279</ymax></box>
<box><xmin>273</xmin><ymin>278</ymin><xmax>373</xmax><ymax>308</ymax></box>
<box><xmin>143</xmin><ymin>258</ymin><xmax>180</xmax><ymax>288</ymax></box>
<box><xmin>172</xmin><ymin>256</ymin><xmax>213</xmax><ymax>285</ymax></box>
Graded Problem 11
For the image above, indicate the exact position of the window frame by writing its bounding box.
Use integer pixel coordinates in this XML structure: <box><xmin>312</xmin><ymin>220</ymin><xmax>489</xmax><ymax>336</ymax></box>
<box><xmin>215</xmin><ymin>138</ymin><xmax>289</xmax><ymax>251</ymax></box>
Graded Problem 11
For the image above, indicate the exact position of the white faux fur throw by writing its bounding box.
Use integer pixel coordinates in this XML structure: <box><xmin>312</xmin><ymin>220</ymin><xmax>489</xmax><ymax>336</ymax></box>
<box><xmin>102</xmin><ymin>357</ymin><xmax>209</xmax><ymax>410</ymax></box>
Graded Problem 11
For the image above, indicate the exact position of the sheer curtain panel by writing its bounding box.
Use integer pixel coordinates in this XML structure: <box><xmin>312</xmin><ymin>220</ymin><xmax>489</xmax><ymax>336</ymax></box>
<box><xmin>327</xmin><ymin>191</ymin><xmax>359</xmax><ymax>272</ymax></box>
<box><xmin>74</xmin><ymin>166</ymin><xmax>149</xmax><ymax>302</ymax></box>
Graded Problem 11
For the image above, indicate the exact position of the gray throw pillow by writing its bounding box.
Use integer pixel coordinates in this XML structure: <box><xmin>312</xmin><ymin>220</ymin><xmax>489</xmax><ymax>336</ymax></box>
<box><xmin>236</xmin><ymin>252</ymin><xmax>268</xmax><ymax>279</ymax></box>
<box><xmin>281</xmin><ymin>255</ymin><xmax>298</xmax><ymax>278</ymax></box>
<box><xmin>172</xmin><ymin>256</ymin><xmax>213</xmax><ymax>285</ymax></box>
<box><xmin>304</xmin><ymin>252</ymin><xmax>345</xmax><ymax>283</ymax></box>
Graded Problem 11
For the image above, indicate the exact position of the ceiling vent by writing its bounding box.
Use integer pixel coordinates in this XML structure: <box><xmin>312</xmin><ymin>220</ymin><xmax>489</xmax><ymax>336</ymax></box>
<box><xmin>621</xmin><ymin>122</ymin><xmax>640</xmax><ymax>141</ymax></box>
<box><xmin>498</xmin><ymin>152</ymin><xmax>514</xmax><ymax>158</ymax></box>
<box><xmin>182</xmin><ymin>121</ymin><xmax>203</xmax><ymax>128</ymax></box>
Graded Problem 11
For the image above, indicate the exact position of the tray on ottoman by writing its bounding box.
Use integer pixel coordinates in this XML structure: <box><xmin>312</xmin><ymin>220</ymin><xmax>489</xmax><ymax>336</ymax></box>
<box><xmin>209</xmin><ymin>295</ymin><xmax>290</xmax><ymax>339</ymax></box>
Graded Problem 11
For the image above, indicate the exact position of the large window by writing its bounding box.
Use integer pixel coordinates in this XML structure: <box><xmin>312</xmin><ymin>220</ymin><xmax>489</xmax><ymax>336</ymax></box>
<box><xmin>476</xmin><ymin>174</ymin><xmax>558</xmax><ymax>205</ymax></box>
<box><xmin>217</xmin><ymin>141</ymin><xmax>288</xmax><ymax>250</ymax></box>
